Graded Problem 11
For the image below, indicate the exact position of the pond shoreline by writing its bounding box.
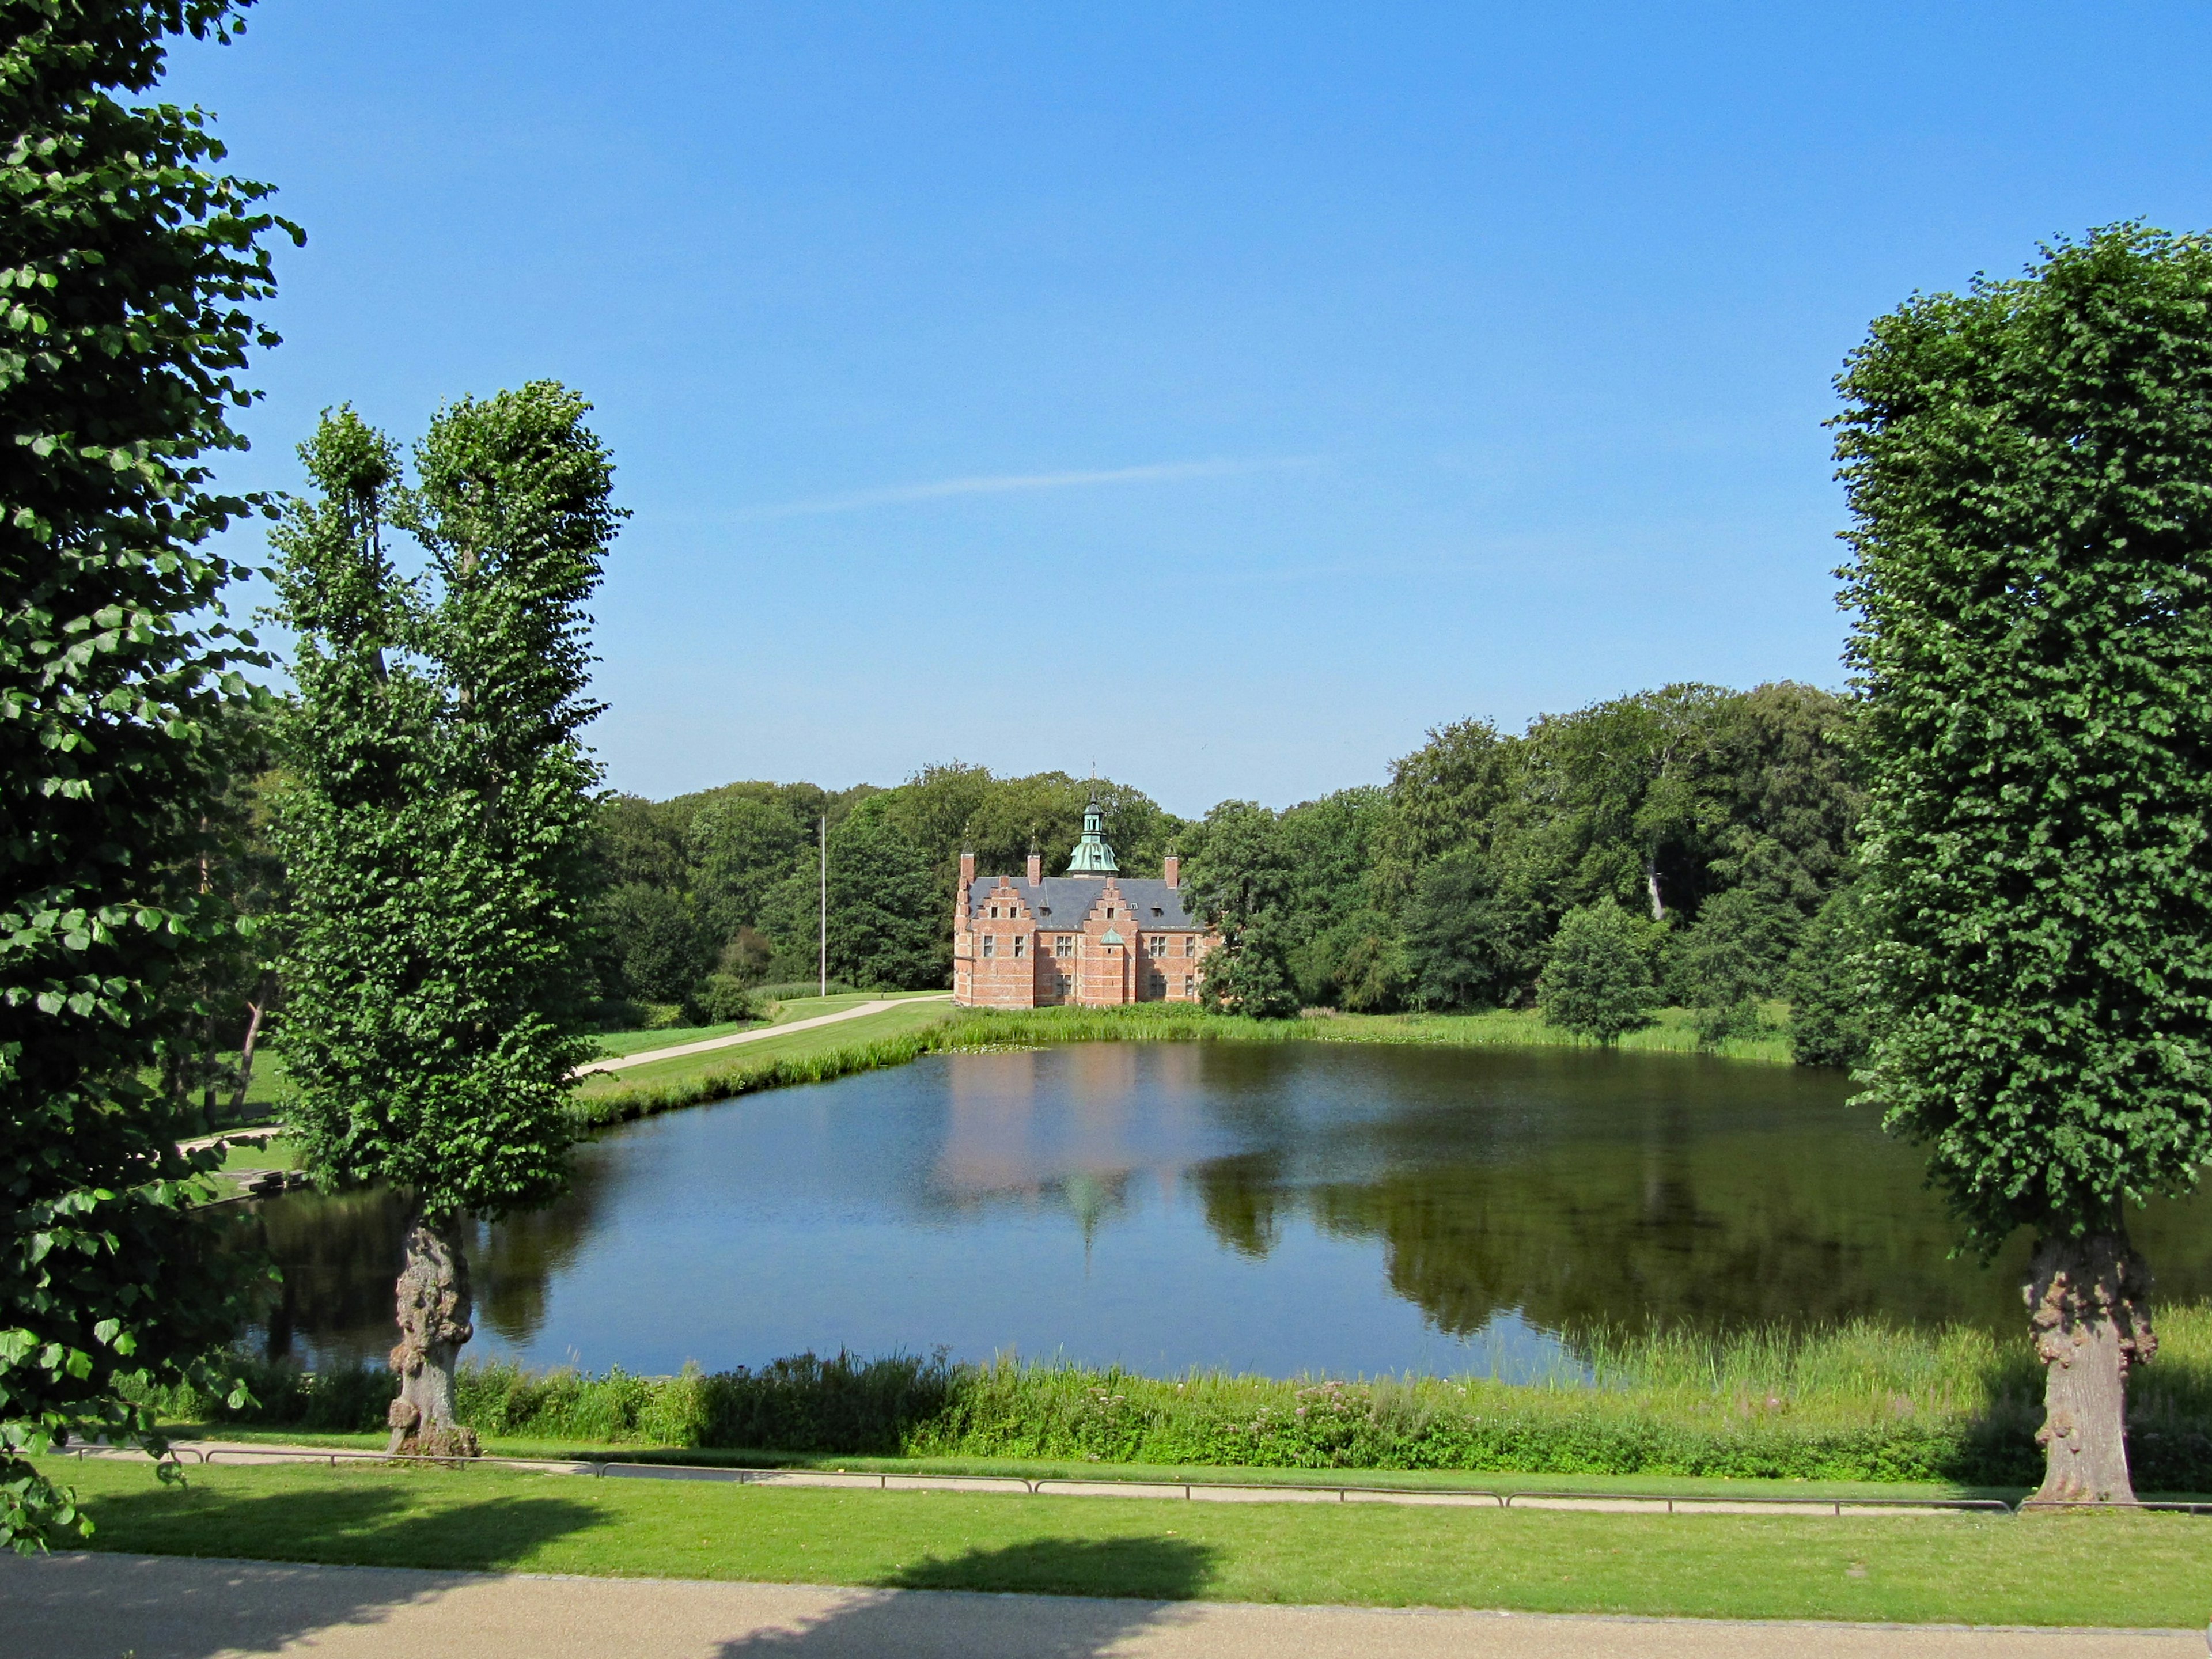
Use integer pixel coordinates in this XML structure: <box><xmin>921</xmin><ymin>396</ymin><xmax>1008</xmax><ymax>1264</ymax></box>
<box><xmin>569</xmin><ymin>1001</ymin><xmax>1802</xmax><ymax>1132</ymax></box>
<box><xmin>137</xmin><ymin>1317</ymin><xmax>2212</xmax><ymax>1493</ymax></box>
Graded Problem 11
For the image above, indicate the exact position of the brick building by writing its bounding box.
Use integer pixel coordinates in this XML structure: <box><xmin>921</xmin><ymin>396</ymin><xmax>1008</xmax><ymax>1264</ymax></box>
<box><xmin>952</xmin><ymin>796</ymin><xmax>1217</xmax><ymax>1007</ymax></box>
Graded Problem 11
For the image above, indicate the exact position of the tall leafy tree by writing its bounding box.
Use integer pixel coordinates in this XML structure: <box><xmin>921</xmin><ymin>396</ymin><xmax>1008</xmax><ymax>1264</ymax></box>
<box><xmin>1183</xmin><ymin>801</ymin><xmax>1300</xmax><ymax>1018</ymax></box>
<box><xmin>0</xmin><ymin>0</ymin><xmax>296</xmax><ymax>1548</ymax></box>
<box><xmin>271</xmin><ymin>387</ymin><xmax>617</xmax><ymax>1457</ymax></box>
<box><xmin>1839</xmin><ymin>225</ymin><xmax>2212</xmax><ymax>1503</ymax></box>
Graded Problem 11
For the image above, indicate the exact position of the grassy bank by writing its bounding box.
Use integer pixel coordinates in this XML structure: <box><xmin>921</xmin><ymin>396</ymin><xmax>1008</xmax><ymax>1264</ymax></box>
<box><xmin>569</xmin><ymin>999</ymin><xmax>1796</xmax><ymax>1130</ymax></box>
<box><xmin>41</xmin><ymin>1453</ymin><xmax>2212</xmax><ymax>1625</ymax></box>
<box><xmin>138</xmin><ymin>1308</ymin><xmax>2212</xmax><ymax>1492</ymax></box>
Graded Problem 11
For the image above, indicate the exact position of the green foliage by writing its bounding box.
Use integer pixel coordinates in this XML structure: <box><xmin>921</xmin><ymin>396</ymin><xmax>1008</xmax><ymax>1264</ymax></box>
<box><xmin>595</xmin><ymin>880</ymin><xmax>708</xmax><ymax>1004</ymax></box>
<box><xmin>1399</xmin><ymin>851</ymin><xmax>1543</xmax><ymax>1010</ymax></box>
<box><xmin>757</xmin><ymin>800</ymin><xmax>941</xmax><ymax>989</ymax></box>
<box><xmin>687</xmin><ymin>794</ymin><xmax>806</xmax><ymax>951</ymax></box>
<box><xmin>130</xmin><ymin>1306</ymin><xmax>2212</xmax><ymax>1489</ymax></box>
<box><xmin>270</xmin><ymin>388</ymin><xmax>618</xmax><ymax>1222</ymax></box>
<box><xmin>1536</xmin><ymin>905</ymin><xmax>1658</xmax><ymax>1043</ymax></box>
<box><xmin>0</xmin><ymin>0</ymin><xmax>298</xmax><ymax>1550</ymax></box>
<box><xmin>1183</xmin><ymin>801</ymin><xmax>1301</xmax><ymax>1018</ymax></box>
<box><xmin>1787</xmin><ymin>881</ymin><xmax>1873</xmax><ymax>1070</ymax></box>
<box><xmin>687</xmin><ymin>974</ymin><xmax>760</xmax><ymax>1026</ymax></box>
<box><xmin>1669</xmin><ymin>888</ymin><xmax>1797</xmax><ymax>1047</ymax></box>
<box><xmin>1838</xmin><ymin>225</ymin><xmax>2212</xmax><ymax>1249</ymax></box>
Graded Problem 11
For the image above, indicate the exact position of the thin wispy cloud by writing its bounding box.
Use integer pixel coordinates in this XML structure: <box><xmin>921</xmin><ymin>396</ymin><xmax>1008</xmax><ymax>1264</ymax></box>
<box><xmin>729</xmin><ymin>455</ymin><xmax>1320</xmax><ymax>521</ymax></box>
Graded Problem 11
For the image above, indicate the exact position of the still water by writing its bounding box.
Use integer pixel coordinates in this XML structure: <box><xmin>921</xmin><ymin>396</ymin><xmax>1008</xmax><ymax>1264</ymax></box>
<box><xmin>244</xmin><ymin>1043</ymin><xmax>2212</xmax><ymax>1378</ymax></box>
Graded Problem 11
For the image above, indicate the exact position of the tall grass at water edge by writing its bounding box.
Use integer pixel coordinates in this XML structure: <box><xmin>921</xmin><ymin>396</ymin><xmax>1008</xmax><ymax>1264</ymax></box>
<box><xmin>571</xmin><ymin>1002</ymin><xmax>1791</xmax><ymax>1131</ymax></box>
<box><xmin>138</xmin><ymin>1308</ymin><xmax>2212</xmax><ymax>1490</ymax></box>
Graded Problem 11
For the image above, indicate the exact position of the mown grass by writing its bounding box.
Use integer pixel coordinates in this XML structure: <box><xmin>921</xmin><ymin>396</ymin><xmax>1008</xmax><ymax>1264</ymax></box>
<box><xmin>137</xmin><ymin>1308</ymin><xmax>2212</xmax><ymax>1493</ymax></box>
<box><xmin>585</xmin><ymin>990</ymin><xmax>949</xmax><ymax>1062</ymax></box>
<box><xmin>567</xmin><ymin>999</ymin><xmax>1794</xmax><ymax>1130</ymax></box>
<box><xmin>40</xmin><ymin>1453</ymin><xmax>2212</xmax><ymax>1626</ymax></box>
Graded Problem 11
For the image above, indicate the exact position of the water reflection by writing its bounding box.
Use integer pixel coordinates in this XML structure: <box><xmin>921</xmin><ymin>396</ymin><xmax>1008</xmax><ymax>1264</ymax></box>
<box><xmin>247</xmin><ymin>1043</ymin><xmax>2212</xmax><ymax>1379</ymax></box>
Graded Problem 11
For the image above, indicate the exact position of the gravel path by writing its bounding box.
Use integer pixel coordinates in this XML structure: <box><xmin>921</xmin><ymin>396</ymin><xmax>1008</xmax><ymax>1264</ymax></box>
<box><xmin>3</xmin><ymin>1552</ymin><xmax>2199</xmax><ymax>1658</ymax></box>
<box><xmin>574</xmin><ymin>995</ymin><xmax>950</xmax><ymax>1077</ymax></box>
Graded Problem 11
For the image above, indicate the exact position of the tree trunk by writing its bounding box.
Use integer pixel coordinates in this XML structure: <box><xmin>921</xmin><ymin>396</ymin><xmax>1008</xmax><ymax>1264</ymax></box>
<box><xmin>226</xmin><ymin>978</ymin><xmax>272</xmax><ymax>1122</ymax></box>
<box><xmin>386</xmin><ymin>1213</ymin><xmax>480</xmax><ymax>1459</ymax></box>
<box><xmin>1643</xmin><ymin>858</ymin><xmax>1665</xmax><ymax>922</ymax></box>
<box><xmin>2023</xmin><ymin>1232</ymin><xmax>2155</xmax><ymax>1506</ymax></box>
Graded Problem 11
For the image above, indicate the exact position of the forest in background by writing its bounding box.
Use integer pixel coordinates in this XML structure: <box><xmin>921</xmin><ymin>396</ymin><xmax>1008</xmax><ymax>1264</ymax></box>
<box><xmin>584</xmin><ymin>679</ymin><xmax>1867</xmax><ymax>1065</ymax></box>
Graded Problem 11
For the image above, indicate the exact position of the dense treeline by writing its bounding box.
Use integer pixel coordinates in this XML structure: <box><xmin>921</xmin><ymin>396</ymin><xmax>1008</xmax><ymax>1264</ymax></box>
<box><xmin>1182</xmin><ymin>680</ymin><xmax>1867</xmax><ymax>1056</ymax></box>
<box><xmin>585</xmin><ymin>766</ymin><xmax>1186</xmax><ymax>1014</ymax></box>
<box><xmin>577</xmin><ymin>680</ymin><xmax>1867</xmax><ymax>1064</ymax></box>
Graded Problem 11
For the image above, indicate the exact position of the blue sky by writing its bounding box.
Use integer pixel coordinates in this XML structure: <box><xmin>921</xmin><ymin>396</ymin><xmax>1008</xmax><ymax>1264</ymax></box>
<box><xmin>166</xmin><ymin>3</ymin><xmax>2212</xmax><ymax>817</ymax></box>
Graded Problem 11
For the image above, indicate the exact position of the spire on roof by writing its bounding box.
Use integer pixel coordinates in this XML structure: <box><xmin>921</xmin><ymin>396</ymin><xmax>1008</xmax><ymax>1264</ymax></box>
<box><xmin>1066</xmin><ymin>787</ymin><xmax>1118</xmax><ymax>874</ymax></box>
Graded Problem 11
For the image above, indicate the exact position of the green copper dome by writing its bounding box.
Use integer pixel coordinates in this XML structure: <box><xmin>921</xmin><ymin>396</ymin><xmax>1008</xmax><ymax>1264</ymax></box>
<box><xmin>1066</xmin><ymin>794</ymin><xmax>1118</xmax><ymax>874</ymax></box>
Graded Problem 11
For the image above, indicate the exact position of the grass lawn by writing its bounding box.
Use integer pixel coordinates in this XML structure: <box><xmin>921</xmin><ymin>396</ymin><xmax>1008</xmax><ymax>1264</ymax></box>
<box><xmin>43</xmin><ymin>1453</ymin><xmax>2211</xmax><ymax>1626</ymax></box>
<box><xmin>586</xmin><ymin>990</ymin><xmax>950</xmax><ymax>1062</ymax></box>
<box><xmin>155</xmin><ymin>1426</ymin><xmax>2041</xmax><ymax>1503</ymax></box>
<box><xmin>574</xmin><ymin>995</ymin><xmax>958</xmax><ymax>1100</ymax></box>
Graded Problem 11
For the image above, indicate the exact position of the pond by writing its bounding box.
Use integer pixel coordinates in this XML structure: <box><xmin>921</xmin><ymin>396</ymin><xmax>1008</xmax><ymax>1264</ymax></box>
<box><xmin>243</xmin><ymin>1042</ymin><xmax>2212</xmax><ymax>1380</ymax></box>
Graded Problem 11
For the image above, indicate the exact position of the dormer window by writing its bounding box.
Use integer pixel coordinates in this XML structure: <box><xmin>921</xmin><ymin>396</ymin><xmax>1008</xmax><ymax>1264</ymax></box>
<box><xmin>1152</xmin><ymin>907</ymin><xmax>1163</xmax><ymax>917</ymax></box>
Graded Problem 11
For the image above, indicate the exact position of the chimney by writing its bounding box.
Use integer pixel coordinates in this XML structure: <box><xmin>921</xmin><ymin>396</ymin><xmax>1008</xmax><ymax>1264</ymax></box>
<box><xmin>1163</xmin><ymin>852</ymin><xmax>1180</xmax><ymax>889</ymax></box>
<box><xmin>959</xmin><ymin>850</ymin><xmax>975</xmax><ymax>896</ymax></box>
<box><xmin>1026</xmin><ymin>848</ymin><xmax>1043</xmax><ymax>884</ymax></box>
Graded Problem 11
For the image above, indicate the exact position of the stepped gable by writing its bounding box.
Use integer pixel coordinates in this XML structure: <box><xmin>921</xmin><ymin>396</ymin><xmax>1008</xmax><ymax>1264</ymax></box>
<box><xmin>952</xmin><ymin>785</ymin><xmax>1219</xmax><ymax>1008</ymax></box>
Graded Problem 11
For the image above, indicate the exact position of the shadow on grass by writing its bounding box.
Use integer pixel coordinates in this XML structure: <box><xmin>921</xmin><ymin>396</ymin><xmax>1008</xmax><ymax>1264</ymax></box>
<box><xmin>84</xmin><ymin>1472</ymin><xmax>609</xmax><ymax>1574</ymax></box>
<box><xmin>14</xmin><ymin>1473</ymin><xmax>612</xmax><ymax>1659</ymax></box>
<box><xmin>717</xmin><ymin>1536</ymin><xmax>1221</xmax><ymax>1657</ymax></box>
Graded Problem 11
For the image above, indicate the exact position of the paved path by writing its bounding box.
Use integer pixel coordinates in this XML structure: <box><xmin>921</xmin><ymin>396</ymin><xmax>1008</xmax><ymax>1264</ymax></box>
<box><xmin>2</xmin><ymin>1552</ymin><xmax>2198</xmax><ymax>1658</ymax></box>
<box><xmin>575</xmin><ymin>996</ymin><xmax>952</xmax><ymax>1077</ymax></box>
<box><xmin>135</xmin><ymin>1442</ymin><xmax>2013</xmax><ymax>1518</ymax></box>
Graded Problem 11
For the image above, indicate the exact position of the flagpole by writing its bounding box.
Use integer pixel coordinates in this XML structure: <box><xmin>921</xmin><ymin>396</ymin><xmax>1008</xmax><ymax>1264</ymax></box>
<box><xmin>819</xmin><ymin>814</ymin><xmax>828</xmax><ymax>998</ymax></box>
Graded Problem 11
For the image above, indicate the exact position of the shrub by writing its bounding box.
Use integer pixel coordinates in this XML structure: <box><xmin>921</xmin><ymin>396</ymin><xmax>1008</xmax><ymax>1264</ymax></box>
<box><xmin>1537</xmin><ymin>905</ymin><xmax>1657</xmax><ymax>1042</ymax></box>
<box><xmin>688</xmin><ymin>975</ymin><xmax>762</xmax><ymax>1025</ymax></box>
<box><xmin>127</xmin><ymin>1308</ymin><xmax>2212</xmax><ymax>1491</ymax></box>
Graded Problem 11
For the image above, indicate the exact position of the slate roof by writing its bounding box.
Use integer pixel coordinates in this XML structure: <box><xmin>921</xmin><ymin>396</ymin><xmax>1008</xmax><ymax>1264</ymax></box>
<box><xmin>967</xmin><ymin>875</ymin><xmax>1202</xmax><ymax>929</ymax></box>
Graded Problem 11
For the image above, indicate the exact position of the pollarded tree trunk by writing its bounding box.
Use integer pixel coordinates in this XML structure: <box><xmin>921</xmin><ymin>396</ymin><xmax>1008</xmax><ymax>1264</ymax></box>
<box><xmin>2024</xmin><ymin>1232</ymin><xmax>2155</xmax><ymax>1505</ymax></box>
<box><xmin>386</xmin><ymin>1213</ymin><xmax>480</xmax><ymax>1459</ymax></box>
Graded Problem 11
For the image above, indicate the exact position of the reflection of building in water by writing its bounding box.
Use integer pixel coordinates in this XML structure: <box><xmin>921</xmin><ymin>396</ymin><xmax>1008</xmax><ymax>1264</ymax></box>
<box><xmin>953</xmin><ymin>794</ymin><xmax>1218</xmax><ymax>1007</ymax></box>
<box><xmin>935</xmin><ymin>1047</ymin><xmax>1193</xmax><ymax>1243</ymax></box>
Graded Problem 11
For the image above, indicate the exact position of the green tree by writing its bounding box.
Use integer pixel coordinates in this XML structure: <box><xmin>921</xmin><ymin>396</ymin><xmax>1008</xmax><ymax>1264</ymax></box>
<box><xmin>685</xmin><ymin>794</ymin><xmax>804</xmax><ymax>957</ymax></box>
<box><xmin>1786</xmin><ymin>879</ymin><xmax>1872</xmax><ymax>1070</ymax></box>
<box><xmin>0</xmin><ymin>0</ymin><xmax>297</xmax><ymax>1550</ymax></box>
<box><xmin>1536</xmin><ymin>904</ymin><xmax>1657</xmax><ymax>1042</ymax></box>
<box><xmin>1399</xmin><ymin>852</ymin><xmax>1543</xmax><ymax>1011</ymax></box>
<box><xmin>270</xmin><ymin>388</ymin><xmax>618</xmax><ymax>1458</ymax></box>
<box><xmin>758</xmin><ymin>801</ymin><xmax>940</xmax><ymax>988</ymax></box>
<box><xmin>1838</xmin><ymin>225</ymin><xmax>2212</xmax><ymax>1503</ymax></box>
<box><xmin>596</xmin><ymin>881</ymin><xmax>708</xmax><ymax>1005</ymax></box>
<box><xmin>1183</xmin><ymin>801</ymin><xmax>1300</xmax><ymax>1018</ymax></box>
<box><xmin>1668</xmin><ymin>887</ymin><xmax>1797</xmax><ymax>1047</ymax></box>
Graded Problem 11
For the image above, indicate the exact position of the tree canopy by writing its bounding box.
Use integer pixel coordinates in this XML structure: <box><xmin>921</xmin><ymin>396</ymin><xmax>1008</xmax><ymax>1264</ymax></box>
<box><xmin>0</xmin><ymin>0</ymin><xmax>296</xmax><ymax>1550</ymax></box>
<box><xmin>1840</xmin><ymin>223</ymin><xmax>2212</xmax><ymax>1502</ymax></box>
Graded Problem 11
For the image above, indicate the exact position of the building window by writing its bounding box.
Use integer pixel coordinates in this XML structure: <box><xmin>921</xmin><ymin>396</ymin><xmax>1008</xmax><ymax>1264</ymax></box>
<box><xmin>1183</xmin><ymin>974</ymin><xmax>1196</xmax><ymax>996</ymax></box>
<box><xmin>1013</xmin><ymin>935</ymin><xmax>1025</xmax><ymax>959</ymax></box>
<box><xmin>1054</xmin><ymin>935</ymin><xmax>1074</xmax><ymax>959</ymax></box>
<box><xmin>1056</xmin><ymin>972</ymin><xmax>1072</xmax><ymax>995</ymax></box>
<box><xmin>1184</xmin><ymin>935</ymin><xmax>1198</xmax><ymax>955</ymax></box>
<box><xmin>982</xmin><ymin>935</ymin><xmax>995</xmax><ymax>958</ymax></box>
<box><xmin>1146</xmin><ymin>935</ymin><xmax>1167</xmax><ymax>958</ymax></box>
<box><xmin>1152</xmin><ymin>907</ymin><xmax>1163</xmax><ymax>917</ymax></box>
<box><xmin>1105</xmin><ymin>906</ymin><xmax>1115</xmax><ymax>919</ymax></box>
